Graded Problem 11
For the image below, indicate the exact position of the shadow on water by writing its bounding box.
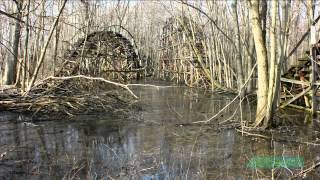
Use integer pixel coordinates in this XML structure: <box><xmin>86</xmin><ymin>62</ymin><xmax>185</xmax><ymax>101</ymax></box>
<box><xmin>0</xmin><ymin>81</ymin><xmax>320</xmax><ymax>179</ymax></box>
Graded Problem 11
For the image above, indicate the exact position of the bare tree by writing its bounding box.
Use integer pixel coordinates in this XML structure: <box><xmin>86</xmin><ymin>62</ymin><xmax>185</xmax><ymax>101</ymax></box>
<box><xmin>26</xmin><ymin>0</ymin><xmax>68</xmax><ymax>92</ymax></box>
<box><xmin>248</xmin><ymin>0</ymin><xmax>269</xmax><ymax>127</ymax></box>
<box><xmin>3</xmin><ymin>0</ymin><xmax>22</xmax><ymax>85</ymax></box>
<box><xmin>232</xmin><ymin>0</ymin><xmax>245</xmax><ymax>96</ymax></box>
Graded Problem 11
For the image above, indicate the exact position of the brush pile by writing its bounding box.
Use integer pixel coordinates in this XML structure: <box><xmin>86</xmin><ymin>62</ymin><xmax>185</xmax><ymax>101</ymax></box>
<box><xmin>0</xmin><ymin>77</ymin><xmax>139</xmax><ymax>120</ymax></box>
<box><xmin>60</xmin><ymin>30</ymin><xmax>140</xmax><ymax>81</ymax></box>
<box><xmin>0</xmin><ymin>30</ymin><xmax>142</xmax><ymax>120</ymax></box>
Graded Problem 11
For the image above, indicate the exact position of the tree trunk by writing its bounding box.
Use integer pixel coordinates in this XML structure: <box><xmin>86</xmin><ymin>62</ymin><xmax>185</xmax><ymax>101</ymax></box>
<box><xmin>260</xmin><ymin>0</ymin><xmax>267</xmax><ymax>45</ymax></box>
<box><xmin>232</xmin><ymin>0</ymin><xmax>245</xmax><ymax>96</ymax></box>
<box><xmin>53</xmin><ymin>0</ymin><xmax>62</xmax><ymax>76</ymax></box>
<box><xmin>40</xmin><ymin>0</ymin><xmax>46</xmax><ymax>77</ymax></box>
<box><xmin>22</xmin><ymin>0</ymin><xmax>31</xmax><ymax>91</ymax></box>
<box><xmin>53</xmin><ymin>26</ymin><xmax>60</xmax><ymax>76</ymax></box>
<box><xmin>3</xmin><ymin>2</ymin><xmax>22</xmax><ymax>85</ymax></box>
<box><xmin>248</xmin><ymin>0</ymin><xmax>269</xmax><ymax>127</ymax></box>
<box><xmin>279</xmin><ymin>0</ymin><xmax>291</xmax><ymax>72</ymax></box>
<box><xmin>265</xmin><ymin>0</ymin><xmax>279</xmax><ymax>126</ymax></box>
<box><xmin>247</xmin><ymin>36</ymin><xmax>255</xmax><ymax>93</ymax></box>
<box><xmin>307</xmin><ymin>0</ymin><xmax>314</xmax><ymax>41</ymax></box>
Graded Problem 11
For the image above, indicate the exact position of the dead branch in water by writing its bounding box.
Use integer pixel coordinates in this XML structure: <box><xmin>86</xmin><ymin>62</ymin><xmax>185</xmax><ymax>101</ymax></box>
<box><xmin>235</xmin><ymin>128</ymin><xmax>320</xmax><ymax>146</ymax></box>
<box><xmin>192</xmin><ymin>63</ymin><xmax>257</xmax><ymax>124</ymax></box>
<box><xmin>290</xmin><ymin>161</ymin><xmax>320</xmax><ymax>179</ymax></box>
<box><xmin>127</xmin><ymin>84</ymin><xmax>180</xmax><ymax>89</ymax></box>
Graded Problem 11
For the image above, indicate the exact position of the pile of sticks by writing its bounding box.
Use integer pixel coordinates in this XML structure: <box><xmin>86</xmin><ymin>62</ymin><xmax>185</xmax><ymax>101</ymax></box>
<box><xmin>61</xmin><ymin>30</ymin><xmax>140</xmax><ymax>81</ymax></box>
<box><xmin>0</xmin><ymin>30</ymin><xmax>143</xmax><ymax>119</ymax></box>
<box><xmin>0</xmin><ymin>75</ymin><xmax>139</xmax><ymax>119</ymax></box>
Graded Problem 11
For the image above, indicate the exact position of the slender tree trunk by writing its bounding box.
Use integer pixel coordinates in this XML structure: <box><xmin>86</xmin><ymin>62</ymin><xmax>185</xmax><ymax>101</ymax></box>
<box><xmin>22</xmin><ymin>0</ymin><xmax>31</xmax><ymax>91</ymax></box>
<box><xmin>3</xmin><ymin>2</ymin><xmax>22</xmax><ymax>85</ymax></box>
<box><xmin>245</xmin><ymin>2</ymin><xmax>256</xmax><ymax>93</ymax></box>
<box><xmin>266</xmin><ymin>0</ymin><xmax>278</xmax><ymax>126</ymax></box>
<box><xmin>232</xmin><ymin>0</ymin><xmax>245</xmax><ymax>96</ymax></box>
<box><xmin>248</xmin><ymin>0</ymin><xmax>269</xmax><ymax>126</ymax></box>
<box><xmin>29</xmin><ymin>0</ymin><xmax>45</xmax><ymax>80</ymax></box>
<box><xmin>279</xmin><ymin>0</ymin><xmax>291</xmax><ymax>72</ymax></box>
<box><xmin>307</xmin><ymin>0</ymin><xmax>314</xmax><ymax>41</ymax></box>
<box><xmin>53</xmin><ymin>0</ymin><xmax>62</xmax><ymax>76</ymax></box>
<box><xmin>40</xmin><ymin>1</ymin><xmax>46</xmax><ymax>77</ymax></box>
<box><xmin>247</xmin><ymin>36</ymin><xmax>255</xmax><ymax>93</ymax></box>
<box><xmin>53</xmin><ymin>26</ymin><xmax>60</xmax><ymax>76</ymax></box>
<box><xmin>26</xmin><ymin>0</ymin><xmax>68</xmax><ymax>92</ymax></box>
<box><xmin>260</xmin><ymin>0</ymin><xmax>267</xmax><ymax>45</ymax></box>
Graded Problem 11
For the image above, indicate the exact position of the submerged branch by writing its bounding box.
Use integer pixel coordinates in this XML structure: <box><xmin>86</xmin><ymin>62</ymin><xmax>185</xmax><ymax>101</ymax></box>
<box><xmin>193</xmin><ymin>63</ymin><xmax>257</xmax><ymax>124</ymax></box>
<box><xmin>290</xmin><ymin>161</ymin><xmax>320</xmax><ymax>179</ymax></box>
<box><xmin>236</xmin><ymin>128</ymin><xmax>320</xmax><ymax>146</ymax></box>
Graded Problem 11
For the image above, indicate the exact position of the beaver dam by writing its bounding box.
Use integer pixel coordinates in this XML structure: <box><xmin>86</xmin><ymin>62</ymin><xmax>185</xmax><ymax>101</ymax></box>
<box><xmin>1</xmin><ymin>1</ymin><xmax>320</xmax><ymax>179</ymax></box>
<box><xmin>0</xmin><ymin>30</ymin><xmax>142</xmax><ymax>119</ymax></box>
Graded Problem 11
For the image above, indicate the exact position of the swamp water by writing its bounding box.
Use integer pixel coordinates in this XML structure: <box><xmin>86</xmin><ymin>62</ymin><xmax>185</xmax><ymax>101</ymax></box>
<box><xmin>0</xmin><ymin>81</ymin><xmax>320</xmax><ymax>179</ymax></box>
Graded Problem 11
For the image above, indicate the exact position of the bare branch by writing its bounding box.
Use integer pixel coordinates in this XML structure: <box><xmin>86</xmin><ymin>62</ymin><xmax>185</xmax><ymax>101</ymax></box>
<box><xmin>176</xmin><ymin>0</ymin><xmax>234</xmax><ymax>44</ymax></box>
<box><xmin>0</xmin><ymin>9</ymin><xmax>24</xmax><ymax>23</ymax></box>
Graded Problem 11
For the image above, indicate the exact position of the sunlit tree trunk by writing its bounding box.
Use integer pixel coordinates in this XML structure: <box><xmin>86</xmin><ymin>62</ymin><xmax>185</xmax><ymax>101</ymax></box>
<box><xmin>266</xmin><ymin>0</ymin><xmax>279</xmax><ymax>126</ymax></box>
<box><xmin>248</xmin><ymin>0</ymin><xmax>269</xmax><ymax>126</ymax></box>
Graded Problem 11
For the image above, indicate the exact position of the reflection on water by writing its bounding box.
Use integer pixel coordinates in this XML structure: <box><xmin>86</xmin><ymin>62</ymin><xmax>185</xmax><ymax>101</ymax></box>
<box><xmin>0</xmin><ymin>82</ymin><xmax>320</xmax><ymax>179</ymax></box>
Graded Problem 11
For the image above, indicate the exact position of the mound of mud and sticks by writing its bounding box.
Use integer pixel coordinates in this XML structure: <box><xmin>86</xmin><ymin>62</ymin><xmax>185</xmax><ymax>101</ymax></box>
<box><xmin>0</xmin><ymin>77</ymin><xmax>141</xmax><ymax>120</ymax></box>
<box><xmin>0</xmin><ymin>30</ymin><xmax>142</xmax><ymax>120</ymax></box>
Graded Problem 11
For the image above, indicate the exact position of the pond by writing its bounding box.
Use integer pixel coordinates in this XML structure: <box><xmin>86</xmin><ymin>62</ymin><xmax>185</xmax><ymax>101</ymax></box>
<box><xmin>0</xmin><ymin>81</ymin><xmax>320</xmax><ymax>179</ymax></box>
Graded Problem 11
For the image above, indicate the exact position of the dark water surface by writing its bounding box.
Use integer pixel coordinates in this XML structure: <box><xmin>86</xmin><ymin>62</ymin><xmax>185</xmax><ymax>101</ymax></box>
<box><xmin>1</xmin><ymin>82</ymin><xmax>320</xmax><ymax>179</ymax></box>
